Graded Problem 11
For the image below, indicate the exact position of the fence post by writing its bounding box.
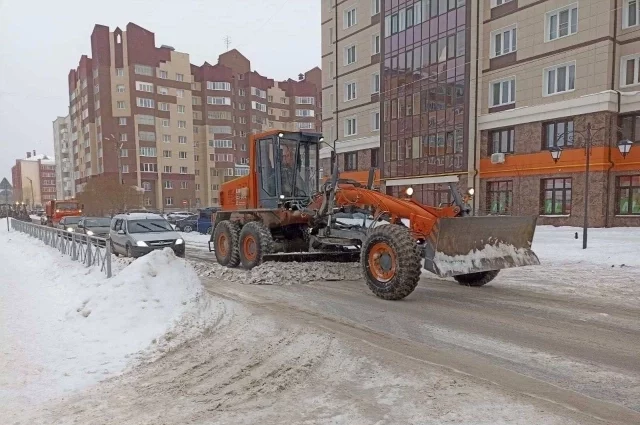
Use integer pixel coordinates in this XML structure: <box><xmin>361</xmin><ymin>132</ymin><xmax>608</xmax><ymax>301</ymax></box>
<box><xmin>105</xmin><ymin>237</ymin><xmax>112</xmax><ymax>278</ymax></box>
<box><xmin>86</xmin><ymin>238</ymin><xmax>92</xmax><ymax>267</ymax></box>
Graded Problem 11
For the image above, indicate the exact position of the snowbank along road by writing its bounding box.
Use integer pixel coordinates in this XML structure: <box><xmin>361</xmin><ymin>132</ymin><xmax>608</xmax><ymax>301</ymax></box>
<box><xmin>3</xmin><ymin>221</ymin><xmax>640</xmax><ymax>424</ymax></box>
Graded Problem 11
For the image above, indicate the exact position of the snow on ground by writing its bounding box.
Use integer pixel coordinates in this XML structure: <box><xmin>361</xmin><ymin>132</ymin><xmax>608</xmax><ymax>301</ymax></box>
<box><xmin>0</xmin><ymin>219</ymin><xmax>219</xmax><ymax>419</ymax></box>
<box><xmin>180</xmin><ymin>230</ymin><xmax>210</xmax><ymax>250</ymax></box>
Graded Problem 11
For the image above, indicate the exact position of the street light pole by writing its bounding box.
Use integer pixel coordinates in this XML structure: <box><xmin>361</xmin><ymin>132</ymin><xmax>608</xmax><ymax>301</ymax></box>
<box><xmin>582</xmin><ymin>123</ymin><xmax>591</xmax><ymax>250</ymax></box>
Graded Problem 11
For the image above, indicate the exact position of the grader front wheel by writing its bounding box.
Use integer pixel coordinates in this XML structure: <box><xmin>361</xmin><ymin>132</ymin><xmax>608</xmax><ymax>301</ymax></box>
<box><xmin>361</xmin><ymin>224</ymin><xmax>422</xmax><ymax>300</ymax></box>
<box><xmin>213</xmin><ymin>220</ymin><xmax>241</xmax><ymax>267</ymax></box>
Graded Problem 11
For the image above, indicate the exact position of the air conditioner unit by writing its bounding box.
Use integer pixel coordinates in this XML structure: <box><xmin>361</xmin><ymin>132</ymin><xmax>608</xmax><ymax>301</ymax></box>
<box><xmin>490</xmin><ymin>153</ymin><xmax>506</xmax><ymax>164</ymax></box>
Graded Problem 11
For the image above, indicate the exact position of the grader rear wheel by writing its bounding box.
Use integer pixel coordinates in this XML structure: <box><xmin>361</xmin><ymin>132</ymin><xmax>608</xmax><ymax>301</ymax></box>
<box><xmin>213</xmin><ymin>220</ymin><xmax>241</xmax><ymax>267</ymax></box>
<box><xmin>361</xmin><ymin>224</ymin><xmax>422</xmax><ymax>300</ymax></box>
<box><xmin>239</xmin><ymin>221</ymin><xmax>274</xmax><ymax>269</ymax></box>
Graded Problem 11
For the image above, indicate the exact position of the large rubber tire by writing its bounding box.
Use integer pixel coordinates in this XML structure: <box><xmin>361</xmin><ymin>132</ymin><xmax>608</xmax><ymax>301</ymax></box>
<box><xmin>361</xmin><ymin>224</ymin><xmax>422</xmax><ymax>300</ymax></box>
<box><xmin>183</xmin><ymin>225</ymin><xmax>193</xmax><ymax>233</ymax></box>
<box><xmin>213</xmin><ymin>220</ymin><xmax>241</xmax><ymax>267</ymax></box>
<box><xmin>454</xmin><ymin>270</ymin><xmax>500</xmax><ymax>287</ymax></box>
<box><xmin>238</xmin><ymin>221</ymin><xmax>274</xmax><ymax>269</ymax></box>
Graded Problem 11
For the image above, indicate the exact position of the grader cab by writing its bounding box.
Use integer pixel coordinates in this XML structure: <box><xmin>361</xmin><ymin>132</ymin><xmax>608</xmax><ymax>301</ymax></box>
<box><xmin>210</xmin><ymin>130</ymin><xmax>539</xmax><ymax>300</ymax></box>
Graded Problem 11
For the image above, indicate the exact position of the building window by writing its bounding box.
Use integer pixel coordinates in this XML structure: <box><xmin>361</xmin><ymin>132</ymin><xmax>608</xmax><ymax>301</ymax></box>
<box><xmin>139</xmin><ymin>131</ymin><xmax>156</xmax><ymax>142</ymax></box>
<box><xmin>344</xmin><ymin>7</ymin><xmax>357</xmax><ymax>28</ymax></box>
<box><xmin>136</xmin><ymin>97</ymin><xmax>154</xmax><ymax>108</ymax></box>
<box><xmin>371</xmin><ymin>111</ymin><xmax>380</xmax><ymax>131</ymax></box>
<box><xmin>178</xmin><ymin>105</ymin><xmax>185</xmax><ymax>113</ymax></box>
<box><xmin>372</xmin><ymin>34</ymin><xmax>380</xmax><ymax>54</ymax></box>
<box><xmin>176</xmin><ymin>89</ymin><xmax>184</xmax><ymax>98</ymax></box>
<box><xmin>162</xmin><ymin>119</ymin><xmax>170</xmax><ymax>127</ymax></box>
<box><xmin>491</xmin><ymin>0</ymin><xmax>514</xmax><ymax>7</ymax></box>
<box><xmin>180</xmin><ymin>181</ymin><xmax>188</xmax><ymax>190</ymax></box>
<box><xmin>252</xmin><ymin>101</ymin><xmax>267</xmax><ymax>112</ymax></box>
<box><xmin>165</xmin><ymin>197</ymin><xmax>173</xmax><ymax>206</ymax></box>
<box><xmin>159</xmin><ymin>70</ymin><xmax>168</xmax><ymax>79</ymax></box>
<box><xmin>344</xmin><ymin>117</ymin><xmax>357</xmax><ymax>136</ymax></box>
<box><xmin>345</xmin><ymin>45</ymin><xmax>356</xmax><ymax>65</ymax></box>
<box><xmin>134</xmin><ymin>64</ymin><xmax>153</xmax><ymax>76</ymax></box>
<box><xmin>621</xmin><ymin>54</ymin><xmax>640</xmax><ymax>87</ymax></box>
<box><xmin>207</xmin><ymin>81</ymin><xmax>231</xmax><ymax>91</ymax></box>
<box><xmin>620</xmin><ymin>114</ymin><xmax>640</xmax><ymax>142</ymax></box>
<box><xmin>179</xmin><ymin>166</ymin><xmax>188</xmax><ymax>174</ymax></box>
<box><xmin>119</xmin><ymin>117</ymin><xmax>127</xmax><ymax>126</ymax></box>
<box><xmin>163</xmin><ymin>165</ymin><xmax>173</xmax><ymax>173</ymax></box>
<box><xmin>178</xmin><ymin>120</ymin><xmax>187</xmax><ymax>128</ymax></box>
<box><xmin>541</xmin><ymin>178</ymin><xmax>572</xmax><ymax>215</ymax></box>
<box><xmin>295</xmin><ymin>96</ymin><xmax>315</xmax><ymax>105</ymax></box>
<box><xmin>176</xmin><ymin>73</ymin><xmax>184</xmax><ymax>82</ymax></box>
<box><xmin>544</xmin><ymin>119</ymin><xmax>574</xmax><ymax>148</ymax></box>
<box><xmin>120</xmin><ymin>148</ymin><xmax>128</xmax><ymax>157</ymax></box>
<box><xmin>491</xmin><ymin>25</ymin><xmax>517</xmax><ymax>57</ymax></box>
<box><xmin>116</xmin><ymin>84</ymin><xmax>125</xmax><ymax>92</ymax></box>
<box><xmin>616</xmin><ymin>175</ymin><xmax>640</xmax><ymax>215</ymax></box>
<box><xmin>141</xmin><ymin>163</ymin><xmax>158</xmax><ymax>172</ymax></box>
<box><xmin>121</xmin><ymin>164</ymin><xmax>129</xmax><ymax>173</ymax></box>
<box><xmin>158</xmin><ymin>86</ymin><xmax>169</xmax><ymax>95</ymax></box>
<box><xmin>135</xmin><ymin>81</ymin><xmax>154</xmax><ymax>92</ymax></box>
<box><xmin>162</xmin><ymin>134</ymin><xmax>171</xmax><ymax>143</ymax></box>
<box><xmin>372</xmin><ymin>73</ymin><xmax>380</xmax><ymax>94</ymax></box>
<box><xmin>116</xmin><ymin>68</ymin><xmax>125</xmax><ymax>77</ymax></box>
<box><xmin>345</xmin><ymin>82</ymin><xmax>357</xmax><ymax>101</ymax></box>
<box><xmin>179</xmin><ymin>151</ymin><xmax>187</xmax><ymax>159</ymax></box>
<box><xmin>163</xmin><ymin>150</ymin><xmax>172</xmax><ymax>158</ymax></box>
<box><xmin>371</xmin><ymin>148</ymin><xmax>380</xmax><ymax>168</ymax></box>
<box><xmin>158</xmin><ymin>102</ymin><xmax>170</xmax><ymax>111</ymax></box>
<box><xmin>544</xmin><ymin>62</ymin><xmax>576</xmax><ymax>96</ymax></box>
<box><xmin>546</xmin><ymin>3</ymin><xmax>578</xmax><ymax>41</ymax></box>
<box><xmin>624</xmin><ymin>0</ymin><xmax>639</xmax><ymax>28</ymax></box>
<box><xmin>295</xmin><ymin>109</ymin><xmax>315</xmax><ymax>117</ymax></box>
<box><xmin>490</xmin><ymin>128</ymin><xmax>515</xmax><ymax>154</ymax></box>
<box><xmin>207</xmin><ymin>96</ymin><xmax>231</xmax><ymax>105</ymax></box>
<box><xmin>372</xmin><ymin>0</ymin><xmax>380</xmax><ymax>15</ymax></box>
<box><xmin>140</xmin><ymin>147</ymin><xmax>157</xmax><ymax>157</ymax></box>
<box><xmin>344</xmin><ymin>152</ymin><xmax>357</xmax><ymax>171</ymax></box>
<box><xmin>138</xmin><ymin>115</ymin><xmax>155</xmax><ymax>125</ymax></box>
<box><xmin>117</xmin><ymin>101</ymin><xmax>126</xmax><ymax>109</ymax></box>
<box><xmin>487</xmin><ymin>181</ymin><xmax>513</xmax><ymax>215</ymax></box>
<box><xmin>178</xmin><ymin>136</ymin><xmax>187</xmax><ymax>144</ymax></box>
<box><xmin>164</xmin><ymin>180</ymin><xmax>173</xmax><ymax>189</ymax></box>
<box><xmin>490</xmin><ymin>77</ymin><xmax>516</xmax><ymax>107</ymax></box>
<box><xmin>120</xmin><ymin>133</ymin><xmax>128</xmax><ymax>142</ymax></box>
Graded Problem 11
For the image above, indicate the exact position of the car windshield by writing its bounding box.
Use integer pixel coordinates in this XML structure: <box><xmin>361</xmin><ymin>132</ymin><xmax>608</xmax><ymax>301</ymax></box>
<box><xmin>57</xmin><ymin>202</ymin><xmax>79</xmax><ymax>210</ymax></box>
<box><xmin>64</xmin><ymin>217</ymin><xmax>81</xmax><ymax>224</ymax></box>
<box><xmin>127</xmin><ymin>219</ymin><xmax>173</xmax><ymax>233</ymax></box>
<box><xmin>85</xmin><ymin>218</ymin><xmax>111</xmax><ymax>227</ymax></box>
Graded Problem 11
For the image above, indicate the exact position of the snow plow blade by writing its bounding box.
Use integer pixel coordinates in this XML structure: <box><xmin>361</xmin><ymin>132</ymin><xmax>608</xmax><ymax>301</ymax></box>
<box><xmin>422</xmin><ymin>216</ymin><xmax>540</xmax><ymax>278</ymax></box>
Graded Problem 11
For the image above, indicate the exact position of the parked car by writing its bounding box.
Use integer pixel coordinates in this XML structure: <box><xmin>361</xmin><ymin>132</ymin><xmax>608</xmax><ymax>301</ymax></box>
<box><xmin>109</xmin><ymin>213</ymin><xmax>185</xmax><ymax>258</ymax></box>
<box><xmin>197</xmin><ymin>207</ymin><xmax>218</xmax><ymax>234</ymax></box>
<box><xmin>57</xmin><ymin>216</ymin><xmax>82</xmax><ymax>232</ymax></box>
<box><xmin>75</xmin><ymin>217</ymin><xmax>112</xmax><ymax>246</ymax></box>
<box><xmin>175</xmin><ymin>214</ymin><xmax>198</xmax><ymax>232</ymax></box>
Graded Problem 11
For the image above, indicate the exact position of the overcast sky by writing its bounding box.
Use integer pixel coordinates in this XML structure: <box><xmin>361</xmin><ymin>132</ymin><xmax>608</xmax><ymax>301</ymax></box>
<box><xmin>0</xmin><ymin>0</ymin><xmax>320</xmax><ymax>180</ymax></box>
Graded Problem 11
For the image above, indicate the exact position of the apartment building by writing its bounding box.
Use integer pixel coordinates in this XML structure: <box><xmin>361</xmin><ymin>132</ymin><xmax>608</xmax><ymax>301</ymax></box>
<box><xmin>478</xmin><ymin>0</ymin><xmax>640</xmax><ymax>227</ymax></box>
<box><xmin>67</xmin><ymin>23</ymin><xmax>321</xmax><ymax>210</ymax></box>
<box><xmin>53</xmin><ymin>115</ymin><xmax>74</xmax><ymax>199</ymax></box>
<box><xmin>320</xmin><ymin>0</ymin><xmax>383</xmax><ymax>184</ymax></box>
<box><xmin>11</xmin><ymin>151</ymin><xmax>56</xmax><ymax>207</ymax></box>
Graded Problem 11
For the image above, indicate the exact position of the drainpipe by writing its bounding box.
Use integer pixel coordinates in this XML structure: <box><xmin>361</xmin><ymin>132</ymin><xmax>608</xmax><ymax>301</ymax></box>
<box><xmin>472</xmin><ymin>1</ymin><xmax>481</xmax><ymax>214</ymax></box>
<box><xmin>605</xmin><ymin>0</ymin><xmax>619</xmax><ymax>228</ymax></box>
<box><xmin>333</xmin><ymin>2</ymin><xmax>339</xmax><ymax>167</ymax></box>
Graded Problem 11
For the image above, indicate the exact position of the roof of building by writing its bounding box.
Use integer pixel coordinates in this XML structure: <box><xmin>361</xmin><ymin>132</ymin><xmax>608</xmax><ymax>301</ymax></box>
<box><xmin>23</xmin><ymin>154</ymin><xmax>55</xmax><ymax>165</ymax></box>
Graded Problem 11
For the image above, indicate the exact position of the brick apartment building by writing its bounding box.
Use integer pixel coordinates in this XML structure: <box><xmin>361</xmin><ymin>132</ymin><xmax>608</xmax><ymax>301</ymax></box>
<box><xmin>66</xmin><ymin>23</ymin><xmax>321</xmax><ymax>210</ymax></box>
<box><xmin>52</xmin><ymin>115</ymin><xmax>73</xmax><ymax>199</ymax></box>
<box><xmin>11</xmin><ymin>151</ymin><xmax>57</xmax><ymax>208</ymax></box>
<box><xmin>321</xmin><ymin>0</ymin><xmax>639</xmax><ymax>227</ymax></box>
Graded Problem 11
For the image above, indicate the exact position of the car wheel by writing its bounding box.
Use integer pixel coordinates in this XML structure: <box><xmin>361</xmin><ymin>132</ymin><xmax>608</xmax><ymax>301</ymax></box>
<box><xmin>110</xmin><ymin>241</ymin><xmax>119</xmax><ymax>256</ymax></box>
<box><xmin>183</xmin><ymin>225</ymin><xmax>193</xmax><ymax>233</ymax></box>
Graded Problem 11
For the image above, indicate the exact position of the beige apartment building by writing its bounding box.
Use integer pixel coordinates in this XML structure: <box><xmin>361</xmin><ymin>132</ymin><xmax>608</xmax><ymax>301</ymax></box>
<box><xmin>477</xmin><ymin>0</ymin><xmax>640</xmax><ymax>226</ymax></box>
<box><xmin>320</xmin><ymin>0</ymin><xmax>383</xmax><ymax>183</ymax></box>
<box><xmin>11</xmin><ymin>151</ymin><xmax>56</xmax><ymax>207</ymax></box>
<box><xmin>53</xmin><ymin>115</ymin><xmax>73</xmax><ymax>199</ymax></box>
<box><xmin>67</xmin><ymin>23</ymin><xmax>321</xmax><ymax>211</ymax></box>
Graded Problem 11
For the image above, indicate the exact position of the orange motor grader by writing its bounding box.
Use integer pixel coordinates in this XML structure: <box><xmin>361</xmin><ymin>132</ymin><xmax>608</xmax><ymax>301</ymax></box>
<box><xmin>210</xmin><ymin>130</ymin><xmax>539</xmax><ymax>300</ymax></box>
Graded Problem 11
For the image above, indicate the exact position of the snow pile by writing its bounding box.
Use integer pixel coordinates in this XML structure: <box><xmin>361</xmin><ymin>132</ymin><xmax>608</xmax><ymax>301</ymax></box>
<box><xmin>179</xmin><ymin>231</ymin><xmax>210</xmax><ymax>250</ymax></box>
<box><xmin>0</xmin><ymin>225</ymin><xmax>216</xmax><ymax>416</ymax></box>
<box><xmin>432</xmin><ymin>243</ymin><xmax>539</xmax><ymax>276</ymax></box>
<box><xmin>191</xmin><ymin>260</ymin><xmax>363</xmax><ymax>284</ymax></box>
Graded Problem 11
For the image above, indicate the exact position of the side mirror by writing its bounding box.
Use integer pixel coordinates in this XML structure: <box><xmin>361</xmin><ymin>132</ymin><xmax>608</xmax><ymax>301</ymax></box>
<box><xmin>117</xmin><ymin>229</ymin><xmax>125</xmax><ymax>235</ymax></box>
<box><xmin>77</xmin><ymin>223</ymin><xmax>84</xmax><ymax>228</ymax></box>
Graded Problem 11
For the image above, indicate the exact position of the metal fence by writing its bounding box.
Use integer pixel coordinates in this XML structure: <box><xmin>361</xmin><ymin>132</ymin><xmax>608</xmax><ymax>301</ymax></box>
<box><xmin>9</xmin><ymin>218</ymin><xmax>112</xmax><ymax>277</ymax></box>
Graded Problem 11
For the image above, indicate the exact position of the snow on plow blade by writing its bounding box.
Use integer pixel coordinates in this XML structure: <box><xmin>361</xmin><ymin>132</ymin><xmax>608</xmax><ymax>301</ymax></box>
<box><xmin>422</xmin><ymin>216</ymin><xmax>540</xmax><ymax>278</ymax></box>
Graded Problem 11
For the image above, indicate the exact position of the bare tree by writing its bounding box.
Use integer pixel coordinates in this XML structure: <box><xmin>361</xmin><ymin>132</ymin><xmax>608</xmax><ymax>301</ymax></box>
<box><xmin>77</xmin><ymin>176</ymin><xmax>143</xmax><ymax>216</ymax></box>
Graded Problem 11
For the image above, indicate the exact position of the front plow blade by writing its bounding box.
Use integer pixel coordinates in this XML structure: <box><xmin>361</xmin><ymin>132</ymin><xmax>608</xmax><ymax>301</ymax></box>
<box><xmin>423</xmin><ymin>216</ymin><xmax>540</xmax><ymax>278</ymax></box>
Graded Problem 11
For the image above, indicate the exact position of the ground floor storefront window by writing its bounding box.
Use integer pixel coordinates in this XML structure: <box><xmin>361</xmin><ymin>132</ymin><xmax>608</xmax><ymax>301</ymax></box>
<box><xmin>541</xmin><ymin>178</ymin><xmax>572</xmax><ymax>215</ymax></box>
<box><xmin>486</xmin><ymin>181</ymin><xmax>513</xmax><ymax>215</ymax></box>
<box><xmin>616</xmin><ymin>175</ymin><xmax>640</xmax><ymax>215</ymax></box>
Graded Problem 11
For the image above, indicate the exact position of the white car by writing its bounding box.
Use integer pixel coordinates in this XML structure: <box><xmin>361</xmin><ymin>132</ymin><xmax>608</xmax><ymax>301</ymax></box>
<box><xmin>109</xmin><ymin>213</ymin><xmax>185</xmax><ymax>258</ymax></box>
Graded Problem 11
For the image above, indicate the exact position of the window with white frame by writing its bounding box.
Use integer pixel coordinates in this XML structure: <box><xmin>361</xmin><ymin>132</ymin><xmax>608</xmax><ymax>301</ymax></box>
<box><xmin>119</xmin><ymin>117</ymin><xmax>127</xmax><ymax>126</ymax></box>
<box><xmin>176</xmin><ymin>73</ymin><xmax>184</xmax><ymax>82</ymax></box>
<box><xmin>295</xmin><ymin>109</ymin><xmax>315</xmax><ymax>117</ymax></box>
<box><xmin>136</xmin><ymin>97</ymin><xmax>154</xmax><ymax>108</ymax></box>
<box><xmin>372</xmin><ymin>34</ymin><xmax>380</xmax><ymax>54</ymax></box>
<box><xmin>164</xmin><ymin>180</ymin><xmax>173</xmax><ymax>189</ymax></box>
<box><xmin>179</xmin><ymin>151</ymin><xmax>188</xmax><ymax>159</ymax></box>
<box><xmin>116</xmin><ymin>84</ymin><xmax>125</xmax><ymax>92</ymax></box>
<box><xmin>295</xmin><ymin>96</ymin><xmax>315</xmax><ymax>104</ymax></box>
<box><xmin>139</xmin><ymin>131</ymin><xmax>156</xmax><ymax>141</ymax></box>
<box><xmin>158</xmin><ymin>102</ymin><xmax>169</xmax><ymax>111</ymax></box>
<box><xmin>372</xmin><ymin>0</ymin><xmax>380</xmax><ymax>15</ymax></box>
<box><xmin>138</xmin><ymin>115</ymin><xmax>155</xmax><ymax>125</ymax></box>
<box><xmin>134</xmin><ymin>64</ymin><xmax>153</xmax><ymax>76</ymax></box>
<box><xmin>158</xmin><ymin>86</ymin><xmax>169</xmax><ymax>95</ymax></box>
<box><xmin>372</xmin><ymin>73</ymin><xmax>380</xmax><ymax>93</ymax></box>
<box><xmin>162</xmin><ymin>119</ymin><xmax>170</xmax><ymax>127</ymax></box>
<box><xmin>344</xmin><ymin>7</ymin><xmax>357</xmax><ymax>28</ymax></box>
<box><xmin>120</xmin><ymin>133</ymin><xmax>128</xmax><ymax>142</ymax></box>
<box><xmin>116</xmin><ymin>68</ymin><xmax>125</xmax><ymax>77</ymax></box>
<box><xmin>140</xmin><ymin>147</ymin><xmax>157</xmax><ymax>157</ymax></box>
<box><xmin>252</xmin><ymin>101</ymin><xmax>267</xmax><ymax>112</ymax></box>
<box><xmin>177</xmin><ymin>120</ymin><xmax>187</xmax><ymax>128</ymax></box>
<box><xmin>491</xmin><ymin>0</ymin><xmax>513</xmax><ymax>7</ymax></box>
<box><xmin>163</xmin><ymin>150</ymin><xmax>172</xmax><ymax>158</ymax></box>
<box><xmin>117</xmin><ymin>101</ymin><xmax>126</xmax><ymax>109</ymax></box>
<box><xmin>210</xmin><ymin>125</ymin><xmax>232</xmax><ymax>134</ymax></box>
<box><xmin>165</xmin><ymin>197</ymin><xmax>173</xmax><ymax>206</ymax></box>
<box><xmin>372</xmin><ymin>111</ymin><xmax>380</xmax><ymax>131</ymax></box>
<box><xmin>621</xmin><ymin>53</ymin><xmax>640</xmax><ymax>86</ymax></box>
<box><xmin>295</xmin><ymin>122</ymin><xmax>314</xmax><ymax>130</ymax></box>
<box><xmin>176</xmin><ymin>89</ymin><xmax>184</xmax><ymax>98</ymax></box>
<box><xmin>178</xmin><ymin>136</ymin><xmax>187</xmax><ymax>144</ymax></box>
<box><xmin>491</xmin><ymin>25</ymin><xmax>517</xmax><ymax>57</ymax></box>
<box><xmin>251</xmin><ymin>87</ymin><xmax>267</xmax><ymax>98</ymax></box>
<box><xmin>159</xmin><ymin>70</ymin><xmax>168</xmax><ymax>79</ymax></box>
<box><xmin>345</xmin><ymin>82</ymin><xmax>357</xmax><ymax>101</ymax></box>
<box><xmin>207</xmin><ymin>96</ymin><xmax>231</xmax><ymax>105</ymax></box>
<box><xmin>345</xmin><ymin>45</ymin><xmax>356</xmax><ymax>65</ymax></box>
<box><xmin>207</xmin><ymin>81</ymin><xmax>231</xmax><ymax>91</ymax></box>
<box><xmin>179</xmin><ymin>166</ymin><xmax>188</xmax><ymax>174</ymax></box>
<box><xmin>120</xmin><ymin>148</ymin><xmax>128</xmax><ymax>157</ymax></box>
<box><xmin>490</xmin><ymin>77</ymin><xmax>516</xmax><ymax>107</ymax></box>
<box><xmin>163</xmin><ymin>165</ymin><xmax>172</xmax><ymax>172</ymax></box>
<box><xmin>624</xmin><ymin>0</ymin><xmax>640</xmax><ymax>28</ymax></box>
<box><xmin>180</xmin><ymin>181</ymin><xmax>188</xmax><ymax>189</ymax></box>
<box><xmin>135</xmin><ymin>81</ymin><xmax>153</xmax><ymax>92</ymax></box>
<box><xmin>546</xmin><ymin>3</ymin><xmax>578</xmax><ymax>41</ymax></box>
<box><xmin>344</xmin><ymin>117</ymin><xmax>357</xmax><ymax>136</ymax></box>
<box><xmin>121</xmin><ymin>164</ymin><xmax>129</xmax><ymax>173</ymax></box>
<box><xmin>163</xmin><ymin>134</ymin><xmax>171</xmax><ymax>143</ymax></box>
<box><xmin>178</xmin><ymin>105</ymin><xmax>185</xmax><ymax>113</ymax></box>
<box><xmin>544</xmin><ymin>62</ymin><xmax>576</xmax><ymax>96</ymax></box>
